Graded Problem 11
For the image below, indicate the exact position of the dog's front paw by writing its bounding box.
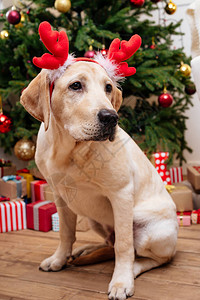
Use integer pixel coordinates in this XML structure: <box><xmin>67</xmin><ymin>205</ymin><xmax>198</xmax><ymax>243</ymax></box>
<box><xmin>108</xmin><ymin>277</ymin><xmax>134</xmax><ymax>300</ymax></box>
<box><xmin>39</xmin><ymin>255</ymin><xmax>67</xmax><ymax>272</ymax></box>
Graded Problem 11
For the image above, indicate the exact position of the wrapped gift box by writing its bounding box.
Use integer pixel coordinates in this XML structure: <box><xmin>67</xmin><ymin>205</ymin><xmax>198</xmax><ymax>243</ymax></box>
<box><xmin>187</xmin><ymin>166</ymin><xmax>200</xmax><ymax>191</ymax></box>
<box><xmin>169</xmin><ymin>167</ymin><xmax>183</xmax><ymax>184</ymax></box>
<box><xmin>52</xmin><ymin>212</ymin><xmax>59</xmax><ymax>232</ymax></box>
<box><xmin>151</xmin><ymin>152</ymin><xmax>171</xmax><ymax>185</ymax></box>
<box><xmin>177</xmin><ymin>215</ymin><xmax>191</xmax><ymax>226</ymax></box>
<box><xmin>169</xmin><ymin>184</ymin><xmax>193</xmax><ymax>212</ymax></box>
<box><xmin>51</xmin><ymin>213</ymin><xmax>90</xmax><ymax>232</ymax></box>
<box><xmin>17</xmin><ymin>169</ymin><xmax>34</xmax><ymax>199</ymax></box>
<box><xmin>0</xmin><ymin>159</ymin><xmax>16</xmax><ymax>178</ymax></box>
<box><xmin>0</xmin><ymin>176</ymin><xmax>27</xmax><ymax>199</ymax></box>
<box><xmin>0</xmin><ymin>199</ymin><xmax>27</xmax><ymax>233</ymax></box>
<box><xmin>31</xmin><ymin>180</ymin><xmax>48</xmax><ymax>202</ymax></box>
<box><xmin>177</xmin><ymin>211</ymin><xmax>191</xmax><ymax>226</ymax></box>
<box><xmin>178</xmin><ymin>180</ymin><xmax>200</xmax><ymax>210</ymax></box>
<box><xmin>43</xmin><ymin>185</ymin><xmax>54</xmax><ymax>202</ymax></box>
<box><xmin>26</xmin><ymin>200</ymin><xmax>57</xmax><ymax>232</ymax></box>
<box><xmin>191</xmin><ymin>209</ymin><xmax>200</xmax><ymax>224</ymax></box>
<box><xmin>0</xmin><ymin>165</ymin><xmax>16</xmax><ymax>178</ymax></box>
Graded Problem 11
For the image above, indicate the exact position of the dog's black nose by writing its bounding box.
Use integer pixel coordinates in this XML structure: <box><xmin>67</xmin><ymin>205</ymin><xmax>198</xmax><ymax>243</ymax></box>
<box><xmin>98</xmin><ymin>109</ymin><xmax>119</xmax><ymax>127</ymax></box>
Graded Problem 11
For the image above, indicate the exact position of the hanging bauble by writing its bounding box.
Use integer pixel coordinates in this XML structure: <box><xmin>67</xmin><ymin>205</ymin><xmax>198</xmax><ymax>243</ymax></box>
<box><xmin>100</xmin><ymin>45</ymin><xmax>108</xmax><ymax>57</ymax></box>
<box><xmin>130</xmin><ymin>0</ymin><xmax>145</xmax><ymax>7</ymax></box>
<box><xmin>179</xmin><ymin>62</ymin><xmax>191</xmax><ymax>77</ymax></box>
<box><xmin>26</xmin><ymin>9</ymin><xmax>31</xmax><ymax>15</ymax></box>
<box><xmin>14</xmin><ymin>139</ymin><xmax>35</xmax><ymax>161</ymax></box>
<box><xmin>0</xmin><ymin>30</ymin><xmax>9</xmax><ymax>40</ymax></box>
<box><xmin>185</xmin><ymin>82</ymin><xmax>196</xmax><ymax>95</ymax></box>
<box><xmin>84</xmin><ymin>45</ymin><xmax>96</xmax><ymax>59</ymax></box>
<box><xmin>7</xmin><ymin>9</ymin><xmax>21</xmax><ymax>25</ymax></box>
<box><xmin>158</xmin><ymin>87</ymin><xmax>173</xmax><ymax>108</ymax></box>
<box><xmin>20</xmin><ymin>12</ymin><xmax>26</xmax><ymax>22</ymax></box>
<box><xmin>54</xmin><ymin>0</ymin><xmax>71</xmax><ymax>13</ymax></box>
<box><xmin>165</xmin><ymin>1</ymin><xmax>176</xmax><ymax>15</ymax></box>
<box><xmin>150</xmin><ymin>37</ymin><xmax>156</xmax><ymax>49</ymax></box>
<box><xmin>0</xmin><ymin>113</ymin><xmax>12</xmax><ymax>133</ymax></box>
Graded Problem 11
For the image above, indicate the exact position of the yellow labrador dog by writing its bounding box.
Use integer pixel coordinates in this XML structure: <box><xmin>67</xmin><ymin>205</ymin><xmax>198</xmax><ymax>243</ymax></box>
<box><xmin>20</xmin><ymin>22</ymin><xmax>178</xmax><ymax>300</ymax></box>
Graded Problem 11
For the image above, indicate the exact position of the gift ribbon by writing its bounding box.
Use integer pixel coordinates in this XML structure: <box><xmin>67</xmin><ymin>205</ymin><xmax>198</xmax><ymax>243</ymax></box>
<box><xmin>165</xmin><ymin>185</ymin><xmax>175</xmax><ymax>193</ymax></box>
<box><xmin>0</xmin><ymin>196</ymin><xmax>10</xmax><ymax>202</ymax></box>
<box><xmin>16</xmin><ymin>168</ymin><xmax>30</xmax><ymax>174</ymax></box>
<box><xmin>166</xmin><ymin>184</ymin><xmax>188</xmax><ymax>194</ymax></box>
<box><xmin>0</xmin><ymin>167</ymin><xmax>3</xmax><ymax>178</ymax></box>
<box><xmin>33</xmin><ymin>200</ymin><xmax>51</xmax><ymax>230</ymax></box>
<box><xmin>180</xmin><ymin>212</ymin><xmax>183</xmax><ymax>226</ymax></box>
<box><xmin>0</xmin><ymin>159</ymin><xmax>11</xmax><ymax>167</ymax></box>
<box><xmin>31</xmin><ymin>180</ymin><xmax>47</xmax><ymax>202</ymax></box>
<box><xmin>2</xmin><ymin>175</ymin><xmax>23</xmax><ymax>198</ymax></box>
<box><xmin>193</xmin><ymin>166</ymin><xmax>200</xmax><ymax>174</ymax></box>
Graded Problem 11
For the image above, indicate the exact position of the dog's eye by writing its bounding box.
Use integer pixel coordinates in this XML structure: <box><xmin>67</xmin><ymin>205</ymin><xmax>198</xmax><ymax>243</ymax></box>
<box><xmin>69</xmin><ymin>82</ymin><xmax>82</xmax><ymax>90</ymax></box>
<box><xmin>106</xmin><ymin>84</ymin><xmax>112</xmax><ymax>93</ymax></box>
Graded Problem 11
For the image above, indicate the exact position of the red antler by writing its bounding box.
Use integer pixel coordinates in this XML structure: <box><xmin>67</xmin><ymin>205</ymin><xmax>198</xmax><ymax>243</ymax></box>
<box><xmin>33</xmin><ymin>21</ymin><xmax>69</xmax><ymax>70</ymax></box>
<box><xmin>107</xmin><ymin>34</ymin><xmax>142</xmax><ymax>76</ymax></box>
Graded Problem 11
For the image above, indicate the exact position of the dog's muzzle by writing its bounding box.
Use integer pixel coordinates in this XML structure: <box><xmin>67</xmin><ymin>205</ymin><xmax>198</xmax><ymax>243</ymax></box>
<box><xmin>97</xmin><ymin>109</ymin><xmax>119</xmax><ymax>142</ymax></box>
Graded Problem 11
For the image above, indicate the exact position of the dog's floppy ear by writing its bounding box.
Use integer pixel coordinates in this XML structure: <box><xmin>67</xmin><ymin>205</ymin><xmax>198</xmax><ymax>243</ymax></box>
<box><xmin>112</xmin><ymin>87</ymin><xmax>123</xmax><ymax>112</ymax></box>
<box><xmin>20</xmin><ymin>70</ymin><xmax>50</xmax><ymax>131</ymax></box>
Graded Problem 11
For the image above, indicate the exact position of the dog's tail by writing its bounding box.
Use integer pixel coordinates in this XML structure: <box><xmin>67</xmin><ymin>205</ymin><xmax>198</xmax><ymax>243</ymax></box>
<box><xmin>69</xmin><ymin>246</ymin><xmax>114</xmax><ymax>266</ymax></box>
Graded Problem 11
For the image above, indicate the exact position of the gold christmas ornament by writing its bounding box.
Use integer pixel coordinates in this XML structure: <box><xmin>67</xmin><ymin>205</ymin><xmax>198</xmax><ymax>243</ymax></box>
<box><xmin>165</xmin><ymin>0</ymin><xmax>176</xmax><ymax>15</ymax></box>
<box><xmin>179</xmin><ymin>61</ymin><xmax>191</xmax><ymax>77</ymax></box>
<box><xmin>54</xmin><ymin>0</ymin><xmax>71</xmax><ymax>13</ymax></box>
<box><xmin>0</xmin><ymin>30</ymin><xmax>9</xmax><ymax>40</ymax></box>
<box><xmin>15</xmin><ymin>12</ymin><xmax>25</xmax><ymax>28</ymax></box>
<box><xmin>20</xmin><ymin>12</ymin><xmax>26</xmax><ymax>22</ymax></box>
<box><xmin>14</xmin><ymin>139</ymin><xmax>35</xmax><ymax>161</ymax></box>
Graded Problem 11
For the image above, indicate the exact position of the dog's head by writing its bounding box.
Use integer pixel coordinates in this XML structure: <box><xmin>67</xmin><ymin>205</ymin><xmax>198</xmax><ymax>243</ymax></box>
<box><xmin>20</xmin><ymin>63</ymin><xmax>122</xmax><ymax>142</ymax></box>
<box><xmin>20</xmin><ymin>22</ymin><xmax>141</xmax><ymax>142</ymax></box>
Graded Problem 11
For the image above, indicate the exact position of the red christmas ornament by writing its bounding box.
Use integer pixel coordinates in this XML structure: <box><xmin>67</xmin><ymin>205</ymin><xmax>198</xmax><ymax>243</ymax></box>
<box><xmin>150</xmin><ymin>37</ymin><xmax>156</xmax><ymax>49</ymax></box>
<box><xmin>7</xmin><ymin>10</ymin><xmax>21</xmax><ymax>25</ymax></box>
<box><xmin>84</xmin><ymin>45</ymin><xmax>95</xmax><ymax>59</ymax></box>
<box><xmin>6</xmin><ymin>10</ymin><xmax>21</xmax><ymax>25</ymax></box>
<box><xmin>150</xmin><ymin>44</ymin><xmax>156</xmax><ymax>49</ymax></box>
<box><xmin>0</xmin><ymin>113</ymin><xmax>12</xmax><ymax>133</ymax></box>
<box><xmin>185</xmin><ymin>82</ymin><xmax>196</xmax><ymax>95</ymax></box>
<box><xmin>158</xmin><ymin>89</ymin><xmax>173</xmax><ymax>108</ymax></box>
<box><xmin>100</xmin><ymin>45</ymin><xmax>108</xmax><ymax>57</ymax></box>
<box><xmin>130</xmin><ymin>0</ymin><xmax>145</xmax><ymax>7</ymax></box>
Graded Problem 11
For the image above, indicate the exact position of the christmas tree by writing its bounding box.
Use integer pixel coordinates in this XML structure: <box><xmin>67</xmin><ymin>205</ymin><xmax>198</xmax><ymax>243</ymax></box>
<box><xmin>0</xmin><ymin>0</ymin><xmax>194</xmax><ymax>165</ymax></box>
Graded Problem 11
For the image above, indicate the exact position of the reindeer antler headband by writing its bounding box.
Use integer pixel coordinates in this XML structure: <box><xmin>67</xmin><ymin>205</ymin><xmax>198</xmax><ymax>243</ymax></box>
<box><xmin>33</xmin><ymin>21</ymin><xmax>142</xmax><ymax>84</ymax></box>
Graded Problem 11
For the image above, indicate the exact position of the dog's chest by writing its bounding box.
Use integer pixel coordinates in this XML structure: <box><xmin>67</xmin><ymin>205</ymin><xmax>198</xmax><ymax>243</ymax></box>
<box><xmin>58</xmin><ymin>180</ymin><xmax>114</xmax><ymax>226</ymax></box>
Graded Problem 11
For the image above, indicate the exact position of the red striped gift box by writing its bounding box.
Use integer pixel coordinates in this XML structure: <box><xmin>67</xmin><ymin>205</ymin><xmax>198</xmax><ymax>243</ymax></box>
<box><xmin>0</xmin><ymin>200</ymin><xmax>27</xmax><ymax>233</ymax></box>
<box><xmin>170</xmin><ymin>167</ymin><xmax>183</xmax><ymax>184</ymax></box>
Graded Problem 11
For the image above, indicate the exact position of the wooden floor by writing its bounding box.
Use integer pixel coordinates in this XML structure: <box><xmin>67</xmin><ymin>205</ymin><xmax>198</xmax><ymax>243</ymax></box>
<box><xmin>0</xmin><ymin>225</ymin><xmax>200</xmax><ymax>300</ymax></box>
